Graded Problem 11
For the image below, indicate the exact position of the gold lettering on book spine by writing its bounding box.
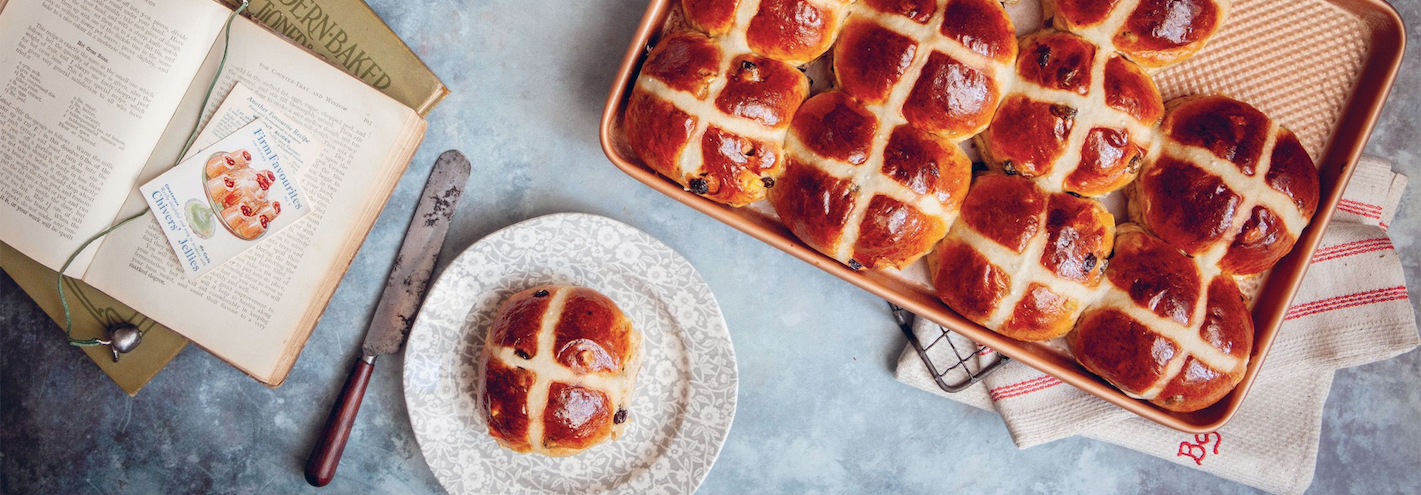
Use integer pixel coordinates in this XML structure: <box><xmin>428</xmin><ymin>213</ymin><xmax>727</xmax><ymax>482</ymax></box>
<box><xmin>248</xmin><ymin>0</ymin><xmax>393</xmax><ymax>89</ymax></box>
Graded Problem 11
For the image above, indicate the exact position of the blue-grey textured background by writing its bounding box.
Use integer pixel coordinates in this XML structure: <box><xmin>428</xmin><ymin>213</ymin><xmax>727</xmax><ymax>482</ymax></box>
<box><xmin>3</xmin><ymin>0</ymin><xmax>1418</xmax><ymax>493</ymax></box>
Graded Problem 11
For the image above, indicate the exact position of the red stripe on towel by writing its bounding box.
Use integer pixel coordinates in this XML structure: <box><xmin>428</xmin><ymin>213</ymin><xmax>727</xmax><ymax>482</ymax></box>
<box><xmin>992</xmin><ymin>379</ymin><xmax>1063</xmax><ymax>401</ymax></box>
<box><xmin>1313</xmin><ymin>238</ymin><xmax>1391</xmax><ymax>257</ymax></box>
<box><xmin>1339</xmin><ymin>200</ymin><xmax>1383</xmax><ymax>212</ymax></box>
<box><xmin>1284</xmin><ymin>287</ymin><xmax>1409</xmax><ymax>320</ymax></box>
<box><xmin>1312</xmin><ymin>240</ymin><xmax>1396</xmax><ymax>263</ymax></box>
<box><xmin>989</xmin><ymin>375</ymin><xmax>1062</xmax><ymax>401</ymax></box>
<box><xmin>1337</xmin><ymin>203</ymin><xmax>1382</xmax><ymax>219</ymax></box>
<box><xmin>989</xmin><ymin>375</ymin><xmax>1055</xmax><ymax>395</ymax></box>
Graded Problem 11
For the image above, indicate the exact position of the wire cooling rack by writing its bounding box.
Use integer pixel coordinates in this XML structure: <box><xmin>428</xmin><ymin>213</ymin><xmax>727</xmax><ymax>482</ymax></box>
<box><xmin>890</xmin><ymin>302</ymin><xmax>1010</xmax><ymax>393</ymax></box>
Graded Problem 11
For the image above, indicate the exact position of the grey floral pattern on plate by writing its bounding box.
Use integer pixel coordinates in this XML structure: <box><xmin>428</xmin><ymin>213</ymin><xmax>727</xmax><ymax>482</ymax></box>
<box><xmin>403</xmin><ymin>213</ymin><xmax>737</xmax><ymax>495</ymax></box>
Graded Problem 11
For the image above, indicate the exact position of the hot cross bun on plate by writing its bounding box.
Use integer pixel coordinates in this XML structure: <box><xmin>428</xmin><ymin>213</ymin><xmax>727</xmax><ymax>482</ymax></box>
<box><xmin>481</xmin><ymin>286</ymin><xmax>642</xmax><ymax>456</ymax></box>
<box><xmin>930</xmin><ymin>174</ymin><xmax>1115</xmax><ymax>341</ymax></box>
<box><xmin>1042</xmin><ymin>0</ymin><xmax>1232</xmax><ymax>69</ymax></box>
<box><xmin>768</xmin><ymin>0</ymin><xmax>1016</xmax><ymax>270</ymax></box>
<box><xmin>1069</xmin><ymin>225</ymin><xmax>1253</xmax><ymax>412</ymax></box>
<box><xmin>1129</xmin><ymin>95</ymin><xmax>1321</xmax><ymax>275</ymax></box>
<box><xmin>975</xmin><ymin>29</ymin><xmax>1164</xmax><ymax>197</ymax></box>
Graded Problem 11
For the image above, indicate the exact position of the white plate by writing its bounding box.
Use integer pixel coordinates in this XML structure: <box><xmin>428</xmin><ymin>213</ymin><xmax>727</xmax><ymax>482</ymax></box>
<box><xmin>403</xmin><ymin>213</ymin><xmax>737</xmax><ymax>495</ymax></box>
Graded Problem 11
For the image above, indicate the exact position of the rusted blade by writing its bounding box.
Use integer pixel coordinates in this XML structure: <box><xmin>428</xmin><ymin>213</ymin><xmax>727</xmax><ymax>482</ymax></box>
<box><xmin>361</xmin><ymin>150</ymin><xmax>470</xmax><ymax>356</ymax></box>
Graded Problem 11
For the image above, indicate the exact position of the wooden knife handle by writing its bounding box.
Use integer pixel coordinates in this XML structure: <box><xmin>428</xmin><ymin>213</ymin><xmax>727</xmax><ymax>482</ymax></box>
<box><xmin>305</xmin><ymin>356</ymin><xmax>375</xmax><ymax>487</ymax></box>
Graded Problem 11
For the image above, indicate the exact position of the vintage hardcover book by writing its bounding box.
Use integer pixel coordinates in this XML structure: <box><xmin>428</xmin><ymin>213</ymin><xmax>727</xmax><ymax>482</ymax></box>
<box><xmin>223</xmin><ymin>0</ymin><xmax>449</xmax><ymax>116</ymax></box>
<box><xmin>0</xmin><ymin>0</ymin><xmax>430</xmax><ymax>387</ymax></box>
<box><xmin>0</xmin><ymin>0</ymin><xmax>446</xmax><ymax>395</ymax></box>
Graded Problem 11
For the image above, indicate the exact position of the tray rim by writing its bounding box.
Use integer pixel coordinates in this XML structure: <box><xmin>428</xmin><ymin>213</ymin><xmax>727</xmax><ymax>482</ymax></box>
<box><xmin>597</xmin><ymin>0</ymin><xmax>1408</xmax><ymax>433</ymax></box>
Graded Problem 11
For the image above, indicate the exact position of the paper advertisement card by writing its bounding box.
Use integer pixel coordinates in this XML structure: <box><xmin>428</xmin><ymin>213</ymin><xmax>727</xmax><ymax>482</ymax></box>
<box><xmin>140</xmin><ymin>120</ymin><xmax>311</xmax><ymax>277</ymax></box>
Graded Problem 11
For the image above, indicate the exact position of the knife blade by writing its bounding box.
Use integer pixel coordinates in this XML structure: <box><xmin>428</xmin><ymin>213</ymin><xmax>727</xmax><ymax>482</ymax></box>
<box><xmin>363</xmin><ymin>151</ymin><xmax>470</xmax><ymax>357</ymax></box>
<box><xmin>305</xmin><ymin>150</ymin><xmax>470</xmax><ymax>487</ymax></box>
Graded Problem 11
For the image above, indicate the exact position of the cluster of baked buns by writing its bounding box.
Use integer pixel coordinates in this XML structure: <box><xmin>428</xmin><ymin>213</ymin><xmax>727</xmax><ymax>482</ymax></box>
<box><xmin>205</xmin><ymin>149</ymin><xmax>283</xmax><ymax>240</ymax></box>
<box><xmin>625</xmin><ymin>0</ymin><xmax>1320</xmax><ymax>412</ymax></box>
<box><xmin>481</xmin><ymin>286</ymin><xmax>642</xmax><ymax>456</ymax></box>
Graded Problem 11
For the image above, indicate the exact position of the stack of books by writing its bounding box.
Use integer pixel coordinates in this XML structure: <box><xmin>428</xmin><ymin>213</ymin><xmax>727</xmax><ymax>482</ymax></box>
<box><xmin>0</xmin><ymin>0</ymin><xmax>448</xmax><ymax>392</ymax></box>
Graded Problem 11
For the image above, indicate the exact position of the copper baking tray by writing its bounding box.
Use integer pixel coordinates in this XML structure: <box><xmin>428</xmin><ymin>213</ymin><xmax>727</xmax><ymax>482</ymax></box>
<box><xmin>598</xmin><ymin>0</ymin><xmax>1405</xmax><ymax>433</ymax></box>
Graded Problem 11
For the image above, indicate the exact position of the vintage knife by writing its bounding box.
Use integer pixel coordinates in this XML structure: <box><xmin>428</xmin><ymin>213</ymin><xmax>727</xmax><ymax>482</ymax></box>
<box><xmin>305</xmin><ymin>150</ymin><xmax>471</xmax><ymax>487</ymax></box>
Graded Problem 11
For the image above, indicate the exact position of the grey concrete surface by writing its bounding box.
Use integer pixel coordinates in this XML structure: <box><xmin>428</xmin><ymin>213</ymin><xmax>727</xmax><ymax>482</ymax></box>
<box><xmin>3</xmin><ymin>0</ymin><xmax>1419</xmax><ymax>493</ymax></box>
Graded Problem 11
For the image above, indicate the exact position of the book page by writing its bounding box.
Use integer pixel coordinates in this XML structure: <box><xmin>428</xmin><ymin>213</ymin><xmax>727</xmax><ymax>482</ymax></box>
<box><xmin>84</xmin><ymin>17</ymin><xmax>423</xmax><ymax>384</ymax></box>
<box><xmin>0</xmin><ymin>0</ymin><xmax>229</xmax><ymax>274</ymax></box>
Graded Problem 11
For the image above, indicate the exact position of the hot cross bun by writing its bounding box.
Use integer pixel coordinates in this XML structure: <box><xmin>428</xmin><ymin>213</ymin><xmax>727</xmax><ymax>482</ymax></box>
<box><xmin>833</xmin><ymin>0</ymin><xmax>1019</xmax><ymax>142</ymax></box>
<box><xmin>682</xmin><ymin>0</ymin><xmax>853</xmax><ymax>65</ymax></box>
<box><xmin>1129</xmin><ymin>95</ymin><xmax>1320</xmax><ymax>275</ymax></box>
<box><xmin>975</xmin><ymin>29</ymin><xmax>1163</xmax><ymax>197</ymax></box>
<box><xmin>930</xmin><ymin>174</ymin><xmax>1115</xmax><ymax>341</ymax></box>
<box><xmin>1069</xmin><ymin>225</ymin><xmax>1253</xmax><ymax>412</ymax></box>
<box><xmin>1042</xmin><ymin>0</ymin><xmax>1232</xmax><ymax>69</ymax></box>
<box><xmin>770</xmin><ymin>93</ymin><xmax>973</xmax><ymax>269</ymax></box>
<box><xmin>768</xmin><ymin>0</ymin><xmax>1016</xmax><ymax>270</ymax></box>
<box><xmin>624</xmin><ymin>30</ymin><xmax>810</xmax><ymax>206</ymax></box>
<box><xmin>481</xmin><ymin>286</ymin><xmax>642</xmax><ymax>456</ymax></box>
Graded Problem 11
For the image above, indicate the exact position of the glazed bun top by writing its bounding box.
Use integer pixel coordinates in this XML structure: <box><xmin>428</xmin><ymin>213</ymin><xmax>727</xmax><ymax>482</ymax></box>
<box><xmin>481</xmin><ymin>285</ymin><xmax>643</xmax><ymax>456</ymax></box>
<box><xmin>1130</xmin><ymin>95</ymin><xmax>1320</xmax><ymax>275</ymax></box>
<box><xmin>1043</xmin><ymin>0</ymin><xmax>1233</xmax><ymax>69</ymax></box>
<box><xmin>1069</xmin><ymin>225</ymin><xmax>1253</xmax><ymax>412</ymax></box>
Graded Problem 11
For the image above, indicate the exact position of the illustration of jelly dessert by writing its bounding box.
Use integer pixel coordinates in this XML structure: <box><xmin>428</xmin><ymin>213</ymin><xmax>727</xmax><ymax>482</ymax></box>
<box><xmin>204</xmin><ymin>149</ymin><xmax>252</xmax><ymax>179</ymax></box>
<box><xmin>202</xmin><ymin>149</ymin><xmax>283</xmax><ymax>240</ymax></box>
<box><xmin>255</xmin><ymin>201</ymin><xmax>281</xmax><ymax>223</ymax></box>
<box><xmin>206</xmin><ymin>168</ymin><xmax>255</xmax><ymax>208</ymax></box>
<box><xmin>184</xmin><ymin>199</ymin><xmax>216</xmax><ymax>239</ymax></box>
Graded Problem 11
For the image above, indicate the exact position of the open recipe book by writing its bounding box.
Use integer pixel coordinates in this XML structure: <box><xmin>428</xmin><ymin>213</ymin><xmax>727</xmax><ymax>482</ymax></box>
<box><xmin>0</xmin><ymin>0</ymin><xmax>427</xmax><ymax>385</ymax></box>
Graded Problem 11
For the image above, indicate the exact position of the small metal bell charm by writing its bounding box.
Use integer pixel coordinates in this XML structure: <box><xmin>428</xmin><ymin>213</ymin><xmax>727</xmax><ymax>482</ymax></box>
<box><xmin>98</xmin><ymin>323</ymin><xmax>143</xmax><ymax>363</ymax></box>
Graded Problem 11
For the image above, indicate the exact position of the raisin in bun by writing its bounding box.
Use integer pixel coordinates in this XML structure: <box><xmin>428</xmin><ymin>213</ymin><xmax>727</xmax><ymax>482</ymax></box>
<box><xmin>930</xmin><ymin>174</ymin><xmax>1114</xmax><ymax>341</ymax></box>
<box><xmin>481</xmin><ymin>285</ymin><xmax>642</xmax><ymax>456</ymax></box>
<box><xmin>1043</xmin><ymin>0</ymin><xmax>1232</xmax><ymax>69</ymax></box>
<box><xmin>1129</xmin><ymin>95</ymin><xmax>1320</xmax><ymax>275</ymax></box>
<box><xmin>1069</xmin><ymin>225</ymin><xmax>1253</xmax><ymax>412</ymax></box>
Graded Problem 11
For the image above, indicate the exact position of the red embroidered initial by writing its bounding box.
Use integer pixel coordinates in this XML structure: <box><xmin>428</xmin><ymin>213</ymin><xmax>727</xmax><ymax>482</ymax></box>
<box><xmin>1176</xmin><ymin>432</ymin><xmax>1222</xmax><ymax>465</ymax></box>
